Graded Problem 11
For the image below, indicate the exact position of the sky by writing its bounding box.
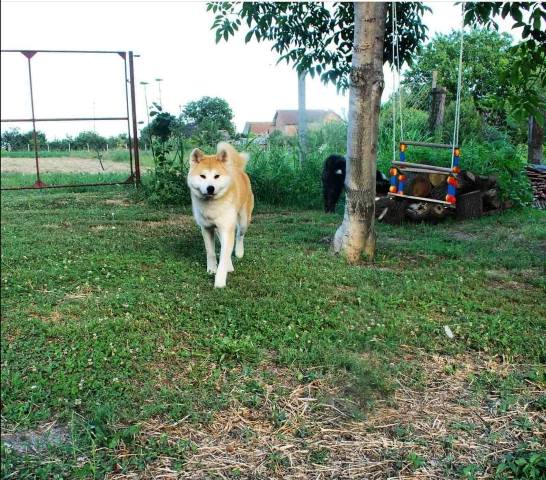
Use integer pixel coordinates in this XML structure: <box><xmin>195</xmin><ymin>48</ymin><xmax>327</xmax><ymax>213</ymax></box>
<box><xmin>1</xmin><ymin>1</ymin><xmax>519</xmax><ymax>141</ymax></box>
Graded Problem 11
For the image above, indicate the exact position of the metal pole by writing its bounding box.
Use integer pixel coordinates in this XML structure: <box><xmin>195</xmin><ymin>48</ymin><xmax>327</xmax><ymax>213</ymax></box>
<box><xmin>155</xmin><ymin>78</ymin><xmax>163</xmax><ymax>107</ymax></box>
<box><xmin>121</xmin><ymin>53</ymin><xmax>134</xmax><ymax>177</ymax></box>
<box><xmin>128</xmin><ymin>51</ymin><xmax>141</xmax><ymax>184</ymax></box>
<box><xmin>23</xmin><ymin>51</ymin><xmax>45</xmax><ymax>188</ymax></box>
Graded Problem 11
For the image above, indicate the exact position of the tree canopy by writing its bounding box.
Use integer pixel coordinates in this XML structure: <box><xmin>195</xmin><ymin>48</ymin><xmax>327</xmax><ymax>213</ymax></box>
<box><xmin>404</xmin><ymin>29</ymin><xmax>513</xmax><ymax>127</ymax></box>
<box><xmin>181</xmin><ymin>96</ymin><xmax>235</xmax><ymax>136</ymax></box>
<box><xmin>209</xmin><ymin>2</ymin><xmax>545</xmax><ymax>120</ymax></box>
<box><xmin>463</xmin><ymin>2</ymin><xmax>546</xmax><ymax>123</ymax></box>
<box><xmin>208</xmin><ymin>2</ymin><xmax>430</xmax><ymax>91</ymax></box>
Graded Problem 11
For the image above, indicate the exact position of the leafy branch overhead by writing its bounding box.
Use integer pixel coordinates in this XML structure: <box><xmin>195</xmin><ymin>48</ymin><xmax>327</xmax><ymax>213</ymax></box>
<box><xmin>208</xmin><ymin>1</ymin><xmax>545</xmax><ymax>122</ymax></box>
<box><xmin>463</xmin><ymin>2</ymin><xmax>545</xmax><ymax>122</ymax></box>
<box><xmin>207</xmin><ymin>2</ymin><xmax>430</xmax><ymax>91</ymax></box>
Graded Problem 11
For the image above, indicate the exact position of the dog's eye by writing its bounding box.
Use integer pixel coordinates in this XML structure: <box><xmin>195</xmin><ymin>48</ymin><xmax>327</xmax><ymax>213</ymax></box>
<box><xmin>200</xmin><ymin>174</ymin><xmax>206</xmax><ymax>179</ymax></box>
<box><xmin>214</xmin><ymin>174</ymin><xmax>220</xmax><ymax>179</ymax></box>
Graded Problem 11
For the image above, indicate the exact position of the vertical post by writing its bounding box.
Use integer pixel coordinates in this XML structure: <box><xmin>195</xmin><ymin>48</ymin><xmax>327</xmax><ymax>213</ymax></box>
<box><xmin>429</xmin><ymin>87</ymin><xmax>447</xmax><ymax>140</ymax></box>
<box><xmin>68</xmin><ymin>142</ymin><xmax>71</xmax><ymax>152</ymax></box>
<box><xmin>22</xmin><ymin>51</ymin><xmax>44</xmax><ymax>188</ymax></box>
<box><xmin>447</xmin><ymin>146</ymin><xmax>461</xmax><ymax>205</ymax></box>
<box><xmin>397</xmin><ymin>143</ymin><xmax>407</xmax><ymax>195</ymax></box>
<box><xmin>528</xmin><ymin>113</ymin><xmax>544</xmax><ymax>165</ymax></box>
<box><xmin>431</xmin><ymin>70</ymin><xmax>437</xmax><ymax>89</ymax></box>
<box><xmin>120</xmin><ymin>52</ymin><xmax>134</xmax><ymax>177</ymax></box>
<box><xmin>128</xmin><ymin>51</ymin><xmax>141</xmax><ymax>184</ymax></box>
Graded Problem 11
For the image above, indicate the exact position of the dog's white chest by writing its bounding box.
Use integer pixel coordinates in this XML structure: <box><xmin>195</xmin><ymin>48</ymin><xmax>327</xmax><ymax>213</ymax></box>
<box><xmin>192</xmin><ymin>197</ymin><xmax>234</xmax><ymax>229</ymax></box>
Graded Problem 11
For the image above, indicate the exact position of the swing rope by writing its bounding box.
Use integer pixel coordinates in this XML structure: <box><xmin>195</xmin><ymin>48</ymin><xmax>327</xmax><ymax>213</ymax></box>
<box><xmin>391</xmin><ymin>2</ymin><xmax>397</xmax><ymax>163</ymax></box>
<box><xmin>393</xmin><ymin>3</ymin><xmax>404</xmax><ymax>142</ymax></box>
<box><xmin>451</xmin><ymin>3</ymin><xmax>465</xmax><ymax>168</ymax></box>
<box><xmin>390</xmin><ymin>2</ymin><xmax>465</xmax><ymax>164</ymax></box>
<box><xmin>389</xmin><ymin>2</ymin><xmax>465</xmax><ymax>205</ymax></box>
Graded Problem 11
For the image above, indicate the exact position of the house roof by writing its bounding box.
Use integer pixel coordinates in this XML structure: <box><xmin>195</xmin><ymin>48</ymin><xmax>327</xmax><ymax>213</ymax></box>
<box><xmin>273</xmin><ymin>110</ymin><xmax>341</xmax><ymax>125</ymax></box>
<box><xmin>243</xmin><ymin>122</ymin><xmax>274</xmax><ymax>135</ymax></box>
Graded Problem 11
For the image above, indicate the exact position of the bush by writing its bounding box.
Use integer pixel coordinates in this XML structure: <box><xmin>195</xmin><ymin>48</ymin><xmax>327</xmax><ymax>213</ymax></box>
<box><xmin>142</xmin><ymin>116</ymin><xmax>532</xmax><ymax>209</ymax></box>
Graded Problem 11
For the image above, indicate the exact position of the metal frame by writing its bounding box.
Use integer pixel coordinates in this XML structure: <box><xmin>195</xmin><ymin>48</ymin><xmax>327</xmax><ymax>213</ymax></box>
<box><xmin>0</xmin><ymin>49</ymin><xmax>140</xmax><ymax>190</ymax></box>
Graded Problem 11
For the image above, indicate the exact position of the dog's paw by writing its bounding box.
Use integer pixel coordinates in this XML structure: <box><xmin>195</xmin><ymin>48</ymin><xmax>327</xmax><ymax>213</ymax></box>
<box><xmin>235</xmin><ymin>245</ymin><xmax>244</xmax><ymax>258</ymax></box>
<box><xmin>214</xmin><ymin>279</ymin><xmax>226</xmax><ymax>288</ymax></box>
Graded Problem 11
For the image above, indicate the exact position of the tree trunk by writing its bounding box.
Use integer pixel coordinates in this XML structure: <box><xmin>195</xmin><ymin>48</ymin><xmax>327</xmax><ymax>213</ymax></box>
<box><xmin>333</xmin><ymin>2</ymin><xmax>387</xmax><ymax>263</ymax></box>
<box><xmin>528</xmin><ymin>113</ymin><xmax>544</xmax><ymax>165</ymax></box>
<box><xmin>298</xmin><ymin>72</ymin><xmax>307</xmax><ymax>166</ymax></box>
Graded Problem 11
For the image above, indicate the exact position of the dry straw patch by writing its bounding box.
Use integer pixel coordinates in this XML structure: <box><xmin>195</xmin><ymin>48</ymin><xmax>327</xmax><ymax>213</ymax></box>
<box><xmin>107</xmin><ymin>352</ymin><xmax>544</xmax><ymax>479</ymax></box>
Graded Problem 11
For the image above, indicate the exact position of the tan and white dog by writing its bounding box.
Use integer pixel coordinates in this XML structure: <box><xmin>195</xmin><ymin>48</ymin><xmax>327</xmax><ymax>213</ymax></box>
<box><xmin>187</xmin><ymin>142</ymin><xmax>254</xmax><ymax>288</ymax></box>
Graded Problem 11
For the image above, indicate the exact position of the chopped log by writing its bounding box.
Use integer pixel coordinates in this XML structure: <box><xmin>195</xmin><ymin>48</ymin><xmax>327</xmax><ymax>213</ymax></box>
<box><xmin>526</xmin><ymin>165</ymin><xmax>546</xmax><ymax>209</ymax></box>
<box><xmin>382</xmin><ymin>198</ymin><xmax>407</xmax><ymax>225</ymax></box>
<box><xmin>406</xmin><ymin>202</ymin><xmax>432</xmax><ymax>221</ymax></box>
<box><xmin>431</xmin><ymin>204</ymin><xmax>448</xmax><ymax>219</ymax></box>
<box><xmin>429</xmin><ymin>173</ymin><xmax>447</xmax><ymax>187</ymax></box>
<box><xmin>375</xmin><ymin>196</ymin><xmax>391</xmax><ymax>220</ymax></box>
<box><xmin>430</xmin><ymin>183</ymin><xmax>447</xmax><ymax>201</ymax></box>
<box><xmin>482</xmin><ymin>187</ymin><xmax>501</xmax><ymax>211</ymax></box>
<box><xmin>408</xmin><ymin>174</ymin><xmax>432</xmax><ymax>197</ymax></box>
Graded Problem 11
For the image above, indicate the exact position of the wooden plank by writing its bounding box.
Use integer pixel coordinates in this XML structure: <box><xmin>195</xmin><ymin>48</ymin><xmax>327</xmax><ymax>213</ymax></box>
<box><xmin>395</xmin><ymin>167</ymin><xmax>450</xmax><ymax>175</ymax></box>
<box><xmin>388</xmin><ymin>192</ymin><xmax>454</xmax><ymax>206</ymax></box>
<box><xmin>393</xmin><ymin>161</ymin><xmax>452</xmax><ymax>173</ymax></box>
<box><xmin>400</xmin><ymin>140</ymin><xmax>453</xmax><ymax>149</ymax></box>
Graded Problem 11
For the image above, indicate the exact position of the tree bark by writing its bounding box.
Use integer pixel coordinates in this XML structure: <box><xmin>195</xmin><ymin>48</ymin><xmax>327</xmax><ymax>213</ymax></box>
<box><xmin>333</xmin><ymin>2</ymin><xmax>387</xmax><ymax>263</ymax></box>
<box><xmin>528</xmin><ymin>113</ymin><xmax>544</xmax><ymax>165</ymax></box>
<box><xmin>298</xmin><ymin>72</ymin><xmax>307</xmax><ymax>166</ymax></box>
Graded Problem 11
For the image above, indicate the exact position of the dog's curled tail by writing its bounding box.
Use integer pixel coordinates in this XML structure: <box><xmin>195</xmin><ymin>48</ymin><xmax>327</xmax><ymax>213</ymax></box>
<box><xmin>217</xmin><ymin>142</ymin><xmax>249</xmax><ymax>171</ymax></box>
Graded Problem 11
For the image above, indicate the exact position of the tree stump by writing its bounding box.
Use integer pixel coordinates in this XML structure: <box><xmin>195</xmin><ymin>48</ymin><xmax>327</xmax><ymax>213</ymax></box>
<box><xmin>456</xmin><ymin>190</ymin><xmax>483</xmax><ymax>220</ymax></box>
<box><xmin>382</xmin><ymin>198</ymin><xmax>407</xmax><ymax>225</ymax></box>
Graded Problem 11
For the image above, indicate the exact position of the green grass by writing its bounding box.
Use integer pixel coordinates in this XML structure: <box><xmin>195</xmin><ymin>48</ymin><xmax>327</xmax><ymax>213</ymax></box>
<box><xmin>1</xmin><ymin>188</ymin><xmax>545</xmax><ymax>477</ymax></box>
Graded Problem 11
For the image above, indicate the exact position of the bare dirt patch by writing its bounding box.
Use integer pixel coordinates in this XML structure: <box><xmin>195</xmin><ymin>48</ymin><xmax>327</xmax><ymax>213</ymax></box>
<box><xmin>109</xmin><ymin>352</ymin><xmax>544</xmax><ymax>479</ymax></box>
<box><xmin>103</xmin><ymin>198</ymin><xmax>133</xmax><ymax>207</ymax></box>
<box><xmin>1</xmin><ymin>157</ymin><xmax>130</xmax><ymax>174</ymax></box>
<box><xmin>1</xmin><ymin>422</ymin><xmax>70</xmax><ymax>455</ymax></box>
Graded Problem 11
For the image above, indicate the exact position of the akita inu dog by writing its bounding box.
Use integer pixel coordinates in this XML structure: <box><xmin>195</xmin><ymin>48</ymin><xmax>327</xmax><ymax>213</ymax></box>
<box><xmin>187</xmin><ymin>142</ymin><xmax>254</xmax><ymax>288</ymax></box>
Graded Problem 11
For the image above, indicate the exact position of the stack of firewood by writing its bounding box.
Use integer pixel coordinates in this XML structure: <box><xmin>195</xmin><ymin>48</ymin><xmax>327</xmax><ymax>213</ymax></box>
<box><xmin>378</xmin><ymin>169</ymin><xmax>507</xmax><ymax>223</ymax></box>
<box><xmin>526</xmin><ymin>165</ymin><xmax>546</xmax><ymax>209</ymax></box>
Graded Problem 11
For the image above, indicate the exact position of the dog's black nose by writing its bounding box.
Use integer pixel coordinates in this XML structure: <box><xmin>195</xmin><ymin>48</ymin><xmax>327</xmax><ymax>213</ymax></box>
<box><xmin>207</xmin><ymin>185</ymin><xmax>215</xmax><ymax>195</ymax></box>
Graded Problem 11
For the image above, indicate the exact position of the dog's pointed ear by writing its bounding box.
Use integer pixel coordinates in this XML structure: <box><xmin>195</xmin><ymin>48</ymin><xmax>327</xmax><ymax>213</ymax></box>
<box><xmin>190</xmin><ymin>148</ymin><xmax>204</xmax><ymax>164</ymax></box>
<box><xmin>217</xmin><ymin>146</ymin><xmax>228</xmax><ymax>163</ymax></box>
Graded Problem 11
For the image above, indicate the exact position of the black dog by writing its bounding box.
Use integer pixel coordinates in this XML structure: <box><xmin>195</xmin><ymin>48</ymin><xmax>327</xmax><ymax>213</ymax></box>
<box><xmin>322</xmin><ymin>155</ymin><xmax>390</xmax><ymax>213</ymax></box>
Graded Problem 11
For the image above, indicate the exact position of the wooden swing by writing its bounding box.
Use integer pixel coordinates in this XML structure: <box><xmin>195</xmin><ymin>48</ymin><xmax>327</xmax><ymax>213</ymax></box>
<box><xmin>387</xmin><ymin>2</ymin><xmax>465</xmax><ymax>208</ymax></box>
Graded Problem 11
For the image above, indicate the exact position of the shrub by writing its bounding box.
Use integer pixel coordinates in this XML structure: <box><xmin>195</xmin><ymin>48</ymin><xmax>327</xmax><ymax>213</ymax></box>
<box><xmin>142</xmin><ymin>116</ymin><xmax>532</xmax><ymax>209</ymax></box>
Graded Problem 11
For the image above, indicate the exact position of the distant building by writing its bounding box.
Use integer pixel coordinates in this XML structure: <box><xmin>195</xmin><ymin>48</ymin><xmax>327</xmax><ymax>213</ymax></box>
<box><xmin>243</xmin><ymin>110</ymin><xmax>342</xmax><ymax>137</ymax></box>
<box><xmin>242</xmin><ymin>122</ymin><xmax>274</xmax><ymax>136</ymax></box>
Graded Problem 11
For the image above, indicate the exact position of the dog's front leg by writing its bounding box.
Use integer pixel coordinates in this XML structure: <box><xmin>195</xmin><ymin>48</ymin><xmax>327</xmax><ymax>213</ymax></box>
<box><xmin>201</xmin><ymin>227</ymin><xmax>217</xmax><ymax>274</ymax></box>
<box><xmin>215</xmin><ymin>226</ymin><xmax>235</xmax><ymax>288</ymax></box>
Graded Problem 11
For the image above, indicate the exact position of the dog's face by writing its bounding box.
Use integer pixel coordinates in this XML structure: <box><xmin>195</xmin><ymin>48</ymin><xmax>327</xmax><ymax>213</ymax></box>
<box><xmin>187</xmin><ymin>148</ymin><xmax>232</xmax><ymax>200</ymax></box>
